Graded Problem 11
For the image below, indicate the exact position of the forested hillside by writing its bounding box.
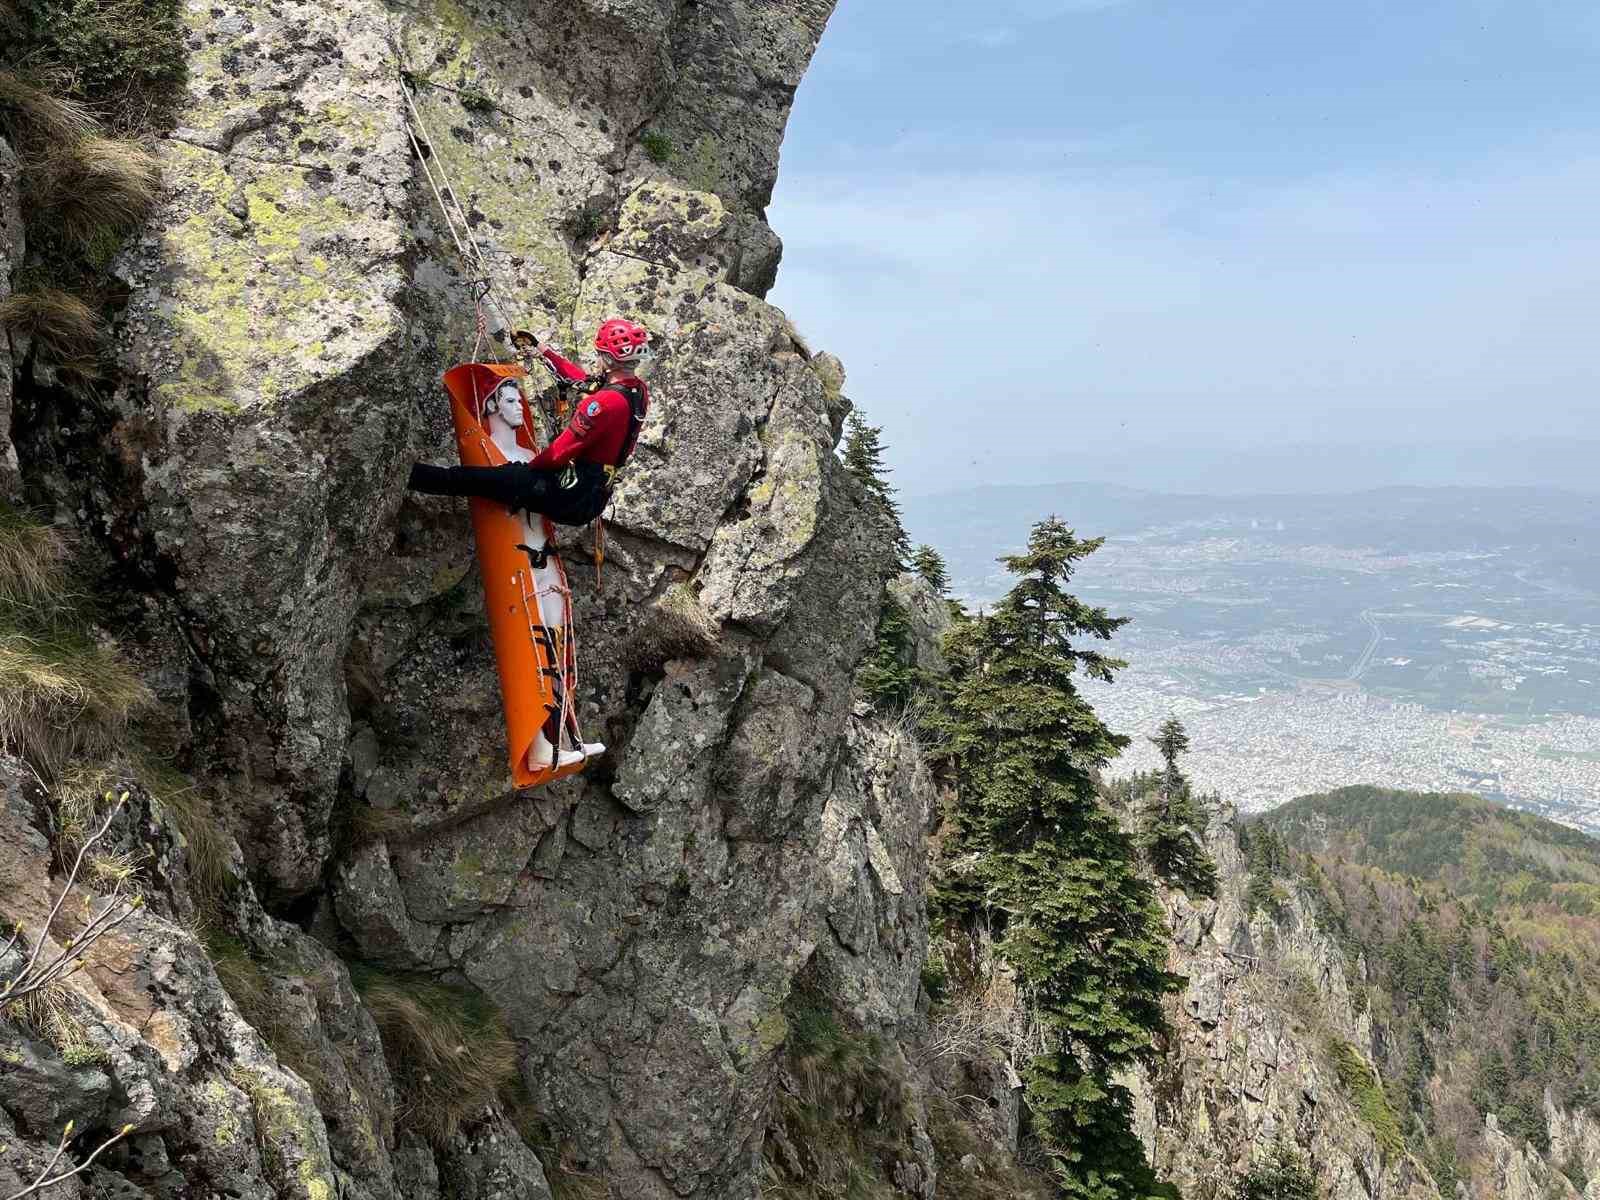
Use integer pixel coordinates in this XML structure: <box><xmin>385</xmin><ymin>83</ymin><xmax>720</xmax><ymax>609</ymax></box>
<box><xmin>1257</xmin><ymin>787</ymin><xmax>1600</xmax><ymax>1197</ymax></box>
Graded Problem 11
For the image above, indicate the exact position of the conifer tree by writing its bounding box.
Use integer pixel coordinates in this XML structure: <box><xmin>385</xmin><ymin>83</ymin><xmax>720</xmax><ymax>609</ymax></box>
<box><xmin>939</xmin><ymin>516</ymin><xmax>1182</xmax><ymax>1198</ymax></box>
<box><xmin>1238</xmin><ymin>1137</ymin><xmax>1319</xmax><ymax>1200</ymax></box>
<box><xmin>910</xmin><ymin>544</ymin><xmax>951</xmax><ymax>596</ymax></box>
<box><xmin>1141</xmin><ymin>716</ymin><xmax>1219</xmax><ymax>898</ymax></box>
<box><xmin>842</xmin><ymin>411</ymin><xmax>909</xmax><ymax>563</ymax></box>
<box><xmin>857</xmin><ymin>595</ymin><xmax>919</xmax><ymax>713</ymax></box>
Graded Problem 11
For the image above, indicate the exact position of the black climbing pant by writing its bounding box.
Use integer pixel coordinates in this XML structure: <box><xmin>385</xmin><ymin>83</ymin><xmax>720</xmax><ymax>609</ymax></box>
<box><xmin>407</xmin><ymin>461</ymin><xmax>608</xmax><ymax>526</ymax></box>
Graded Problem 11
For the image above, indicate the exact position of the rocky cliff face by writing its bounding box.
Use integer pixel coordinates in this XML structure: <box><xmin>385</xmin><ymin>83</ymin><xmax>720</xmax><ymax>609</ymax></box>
<box><xmin>1128</xmin><ymin>809</ymin><xmax>1437</xmax><ymax>1199</ymax></box>
<box><xmin>0</xmin><ymin>2</ymin><xmax>979</xmax><ymax>1198</ymax></box>
<box><xmin>1132</xmin><ymin>810</ymin><xmax>1600</xmax><ymax>1200</ymax></box>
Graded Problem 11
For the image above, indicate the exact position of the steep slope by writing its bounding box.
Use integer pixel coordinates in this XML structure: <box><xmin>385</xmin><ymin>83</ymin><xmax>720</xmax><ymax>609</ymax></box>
<box><xmin>1259</xmin><ymin>787</ymin><xmax>1600</xmax><ymax>1200</ymax></box>
<box><xmin>1125</xmin><ymin>803</ymin><xmax>1439</xmax><ymax>1200</ymax></box>
<box><xmin>0</xmin><ymin>3</ymin><xmax>978</xmax><ymax>1198</ymax></box>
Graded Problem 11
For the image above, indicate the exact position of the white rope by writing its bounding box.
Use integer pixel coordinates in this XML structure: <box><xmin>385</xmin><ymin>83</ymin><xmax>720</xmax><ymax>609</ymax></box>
<box><xmin>399</xmin><ymin>77</ymin><xmax>518</xmax><ymax>345</ymax></box>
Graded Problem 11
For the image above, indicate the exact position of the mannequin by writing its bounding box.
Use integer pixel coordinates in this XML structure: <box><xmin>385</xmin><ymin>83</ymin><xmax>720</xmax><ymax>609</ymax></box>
<box><xmin>483</xmin><ymin>382</ymin><xmax>604</xmax><ymax>770</ymax></box>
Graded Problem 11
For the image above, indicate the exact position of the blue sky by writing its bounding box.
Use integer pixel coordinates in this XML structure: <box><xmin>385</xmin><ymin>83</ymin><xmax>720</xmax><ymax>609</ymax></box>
<box><xmin>767</xmin><ymin>0</ymin><xmax>1600</xmax><ymax>493</ymax></box>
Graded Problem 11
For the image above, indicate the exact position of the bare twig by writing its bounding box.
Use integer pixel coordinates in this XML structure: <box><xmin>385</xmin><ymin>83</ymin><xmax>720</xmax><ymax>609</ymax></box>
<box><xmin>0</xmin><ymin>792</ymin><xmax>142</xmax><ymax>1009</ymax></box>
<box><xmin>3</xmin><ymin>1118</ymin><xmax>135</xmax><ymax>1200</ymax></box>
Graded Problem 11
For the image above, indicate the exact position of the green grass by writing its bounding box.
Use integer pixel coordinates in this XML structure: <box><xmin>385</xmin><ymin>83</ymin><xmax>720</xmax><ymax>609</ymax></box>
<box><xmin>640</xmin><ymin>130</ymin><xmax>674</xmax><ymax>165</ymax></box>
<box><xmin>1327</xmin><ymin>1039</ymin><xmax>1405</xmax><ymax>1160</ymax></box>
<box><xmin>765</xmin><ymin>982</ymin><xmax>914</xmax><ymax>1200</ymax></box>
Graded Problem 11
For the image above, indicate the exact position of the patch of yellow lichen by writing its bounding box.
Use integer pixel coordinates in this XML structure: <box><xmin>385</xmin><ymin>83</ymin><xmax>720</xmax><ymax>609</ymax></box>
<box><xmin>203</xmin><ymin>1078</ymin><xmax>242</xmax><ymax>1147</ymax></box>
<box><xmin>410</xmin><ymin>89</ymin><xmax>580</xmax><ymax>321</ymax></box>
<box><xmin>748</xmin><ymin>428</ymin><xmax>822</xmax><ymax>554</ymax></box>
<box><xmin>151</xmin><ymin>145</ymin><xmax>398</xmax><ymax>414</ymax></box>
<box><xmin>234</xmin><ymin>1069</ymin><xmax>338</xmax><ymax>1200</ymax></box>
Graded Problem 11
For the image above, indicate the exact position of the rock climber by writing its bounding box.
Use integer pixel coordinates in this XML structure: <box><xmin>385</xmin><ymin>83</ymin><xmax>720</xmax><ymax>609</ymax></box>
<box><xmin>408</xmin><ymin>318</ymin><xmax>652</xmax><ymax>522</ymax></box>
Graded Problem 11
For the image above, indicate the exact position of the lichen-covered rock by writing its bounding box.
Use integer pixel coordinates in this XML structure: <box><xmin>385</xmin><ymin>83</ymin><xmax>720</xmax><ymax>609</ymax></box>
<box><xmin>0</xmin><ymin>757</ymin><xmax>399</xmax><ymax>1199</ymax></box>
<box><xmin>888</xmin><ymin>573</ymin><xmax>953</xmax><ymax>674</ymax></box>
<box><xmin>815</xmin><ymin>721</ymin><xmax>936</xmax><ymax>1030</ymax></box>
<box><xmin>0</xmin><ymin>0</ymin><xmax>954</xmax><ymax>1197</ymax></box>
<box><xmin>436</xmin><ymin>1119</ymin><xmax>553</xmax><ymax>1200</ymax></box>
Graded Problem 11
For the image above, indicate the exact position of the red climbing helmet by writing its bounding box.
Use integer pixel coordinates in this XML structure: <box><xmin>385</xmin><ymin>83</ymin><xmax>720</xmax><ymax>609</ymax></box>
<box><xmin>594</xmin><ymin>317</ymin><xmax>650</xmax><ymax>363</ymax></box>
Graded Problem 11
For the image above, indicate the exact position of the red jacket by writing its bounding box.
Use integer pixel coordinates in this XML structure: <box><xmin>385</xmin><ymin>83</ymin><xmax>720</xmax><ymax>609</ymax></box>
<box><xmin>531</xmin><ymin>347</ymin><xmax>650</xmax><ymax>472</ymax></box>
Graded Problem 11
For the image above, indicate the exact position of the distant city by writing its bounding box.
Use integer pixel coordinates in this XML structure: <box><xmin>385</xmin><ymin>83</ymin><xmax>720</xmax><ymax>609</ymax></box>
<box><xmin>906</xmin><ymin>483</ymin><xmax>1600</xmax><ymax>833</ymax></box>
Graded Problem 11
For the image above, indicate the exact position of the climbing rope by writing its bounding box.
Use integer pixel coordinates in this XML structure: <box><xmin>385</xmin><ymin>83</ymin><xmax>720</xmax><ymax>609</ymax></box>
<box><xmin>398</xmin><ymin>72</ymin><xmax>521</xmax><ymax>357</ymax></box>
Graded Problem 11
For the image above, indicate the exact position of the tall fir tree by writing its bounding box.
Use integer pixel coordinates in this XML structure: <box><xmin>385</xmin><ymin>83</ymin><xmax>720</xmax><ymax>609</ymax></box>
<box><xmin>842</xmin><ymin>410</ymin><xmax>910</xmax><ymax>564</ymax></box>
<box><xmin>1141</xmin><ymin>717</ymin><xmax>1219</xmax><ymax>898</ymax></box>
<box><xmin>938</xmin><ymin>516</ymin><xmax>1182</xmax><ymax>1199</ymax></box>
<box><xmin>910</xmin><ymin>544</ymin><xmax>951</xmax><ymax>597</ymax></box>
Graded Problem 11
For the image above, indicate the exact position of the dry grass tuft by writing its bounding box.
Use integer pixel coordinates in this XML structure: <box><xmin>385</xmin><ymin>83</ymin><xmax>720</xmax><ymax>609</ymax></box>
<box><xmin>622</xmin><ymin>583</ymin><xmax>722</xmax><ymax>673</ymax></box>
<box><xmin>0</xmin><ymin>288</ymin><xmax>103</xmax><ymax>365</ymax></box>
<box><xmin>352</xmin><ymin>966</ymin><xmax>520</xmax><ymax>1146</ymax></box>
<box><xmin>0</xmin><ymin>509</ymin><xmax>70</xmax><ymax>612</ymax></box>
<box><xmin>16</xmin><ymin>982</ymin><xmax>105</xmax><ymax>1066</ymax></box>
<box><xmin>0</xmin><ymin>634</ymin><xmax>151</xmax><ymax>775</ymax></box>
<box><xmin>349</xmin><ymin>804</ymin><xmax>414</xmax><ymax>845</ymax></box>
<box><xmin>130</xmin><ymin>757</ymin><xmax>235</xmax><ymax>914</ymax></box>
<box><xmin>33</xmin><ymin>135</ymin><xmax>161</xmax><ymax>248</ymax></box>
<box><xmin>0</xmin><ymin>508</ymin><xmax>153</xmax><ymax>777</ymax></box>
<box><xmin>0</xmin><ymin>69</ymin><xmax>97</xmax><ymax>147</ymax></box>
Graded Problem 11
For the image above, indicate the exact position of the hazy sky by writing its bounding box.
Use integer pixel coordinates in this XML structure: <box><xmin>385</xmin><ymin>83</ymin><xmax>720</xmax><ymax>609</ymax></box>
<box><xmin>766</xmin><ymin>0</ymin><xmax>1600</xmax><ymax>494</ymax></box>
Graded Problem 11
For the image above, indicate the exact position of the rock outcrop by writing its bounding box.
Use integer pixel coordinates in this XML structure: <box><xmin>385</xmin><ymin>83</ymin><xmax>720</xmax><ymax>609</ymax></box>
<box><xmin>0</xmin><ymin>134</ymin><xmax>20</xmax><ymax>500</ymax></box>
<box><xmin>0</xmin><ymin>1</ymin><xmax>986</xmax><ymax>1198</ymax></box>
<box><xmin>1129</xmin><ymin>809</ymin><xmax>1439</xmax><ymax>1200</ymax></box>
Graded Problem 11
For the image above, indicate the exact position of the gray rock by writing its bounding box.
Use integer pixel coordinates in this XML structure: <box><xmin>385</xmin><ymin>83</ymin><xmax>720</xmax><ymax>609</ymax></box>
<box><xmin>438</xmin><ymin>1119</ymin><xmax>554</xmax><ymax>1200</ymax></box>
<box><xmin>334</xmin><ymin>841</ymin><xmax>439</xmax><ymax>968</ymax></box>
<box><xmin>887</xmin><ymin>574</ymin><xmax>953</xmax><ymax>674</ymax></box>
<box><xmin>0</xmin><ymin>1030</ymin><xmax>113</xmax><ymax>1137</ymax></box>
<box><xmin>0</xmin><ymin>135</ymin><xmax>20</xmax><ymax>500</ymax></box>
<box><xmin>815</xmin><ymin>721</ymin><xmax>935</xmax><ymax>1029</ymax></box>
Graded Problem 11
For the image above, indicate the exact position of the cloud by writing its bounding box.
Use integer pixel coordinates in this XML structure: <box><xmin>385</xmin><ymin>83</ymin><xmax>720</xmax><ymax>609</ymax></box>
<box><xmin>768</xmin><ymin>146</ymin><xmax>1600</xmax><ymax>489</ymax></box>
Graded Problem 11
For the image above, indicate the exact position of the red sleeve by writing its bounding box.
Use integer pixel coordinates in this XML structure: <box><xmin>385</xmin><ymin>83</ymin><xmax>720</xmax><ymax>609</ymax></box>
<box><xmin>539</xmin><ymin>346</ymin><xmax>588</xmax><ymax>384</ymax></box>
<box><xmin>529</xmin><ymin>390</ymin><xmax>623</xmax><ymax>470</ymax></box>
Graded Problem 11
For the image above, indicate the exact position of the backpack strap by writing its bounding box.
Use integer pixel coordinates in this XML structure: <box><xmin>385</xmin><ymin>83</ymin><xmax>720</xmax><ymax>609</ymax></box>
<box><xmin>605</xmin><ymin>381</ymin><xmax>648</xmax><ymax>471</ymax></box>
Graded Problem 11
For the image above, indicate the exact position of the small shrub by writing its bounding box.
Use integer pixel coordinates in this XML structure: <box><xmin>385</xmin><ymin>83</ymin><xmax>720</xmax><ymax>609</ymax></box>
<box><xmin>1238</xmin><ymin>1136</ymin><xmax>1319</xmax><ymax>1200</ymax></box>
<box><xmin>350</xmin><ymin>965</ymin><xmax>520</xmax><ymax>1145</ymax></box>
<box><xmin>3</xmin><ymin>0</ymin><xmax>187</xmax><ymax>122</ymax></box>
<box><xmin>640</xmin><ymin>130</ymin><xmax>673</xmax><ymax>165</ymax></box>
<box><xmin>570</xmin><ymin>205</ymin><xmax>604</xmax><ymax>244</ymax></box>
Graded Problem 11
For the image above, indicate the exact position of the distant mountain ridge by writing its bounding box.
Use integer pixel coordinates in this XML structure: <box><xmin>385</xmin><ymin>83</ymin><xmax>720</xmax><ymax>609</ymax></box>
<box><xmin>902</xmin><ymin>439</ymin><xmax>1600</xmax><ymax>500</ymax></box>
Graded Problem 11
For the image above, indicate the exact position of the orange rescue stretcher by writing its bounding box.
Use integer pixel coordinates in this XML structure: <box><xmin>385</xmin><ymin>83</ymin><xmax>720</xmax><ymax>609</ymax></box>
<box><xmin>443</xmin><ymin>362</ymin><xmax>591</xmax><ymax>789</ymax></box>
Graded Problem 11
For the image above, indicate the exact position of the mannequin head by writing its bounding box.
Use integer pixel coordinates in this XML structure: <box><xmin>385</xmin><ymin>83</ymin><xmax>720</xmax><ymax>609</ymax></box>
<box><xmin>485</xmin><ymin>381</ymin><xmax>525</xmax><ymax>431</ymax></box>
